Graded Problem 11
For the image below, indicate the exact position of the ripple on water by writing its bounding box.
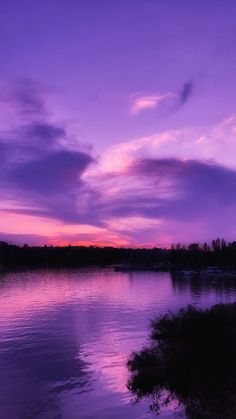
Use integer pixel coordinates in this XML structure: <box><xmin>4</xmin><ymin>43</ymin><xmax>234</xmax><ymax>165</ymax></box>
<box><xmin>1</xmin><ymin>269</ymin><xmax>236</xmax><ymax>418</ymax></box>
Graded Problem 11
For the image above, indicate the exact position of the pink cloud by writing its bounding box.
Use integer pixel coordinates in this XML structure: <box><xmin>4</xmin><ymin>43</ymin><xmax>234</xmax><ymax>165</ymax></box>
<box><xmin>130</xmin><ymin>93</ymin><xmax>173</xmax><ymax>115</ymax></box>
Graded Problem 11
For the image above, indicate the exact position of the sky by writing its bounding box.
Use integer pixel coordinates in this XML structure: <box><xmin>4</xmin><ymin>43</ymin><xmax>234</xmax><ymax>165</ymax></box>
<box><xmin>1</xmin><ymin>0</ymin><xmax>236</xmax><ymax>247</ymax></box>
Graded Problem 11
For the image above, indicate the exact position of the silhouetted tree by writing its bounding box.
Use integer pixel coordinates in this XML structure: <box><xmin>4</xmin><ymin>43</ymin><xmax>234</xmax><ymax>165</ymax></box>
<box><xmin>1</xmin><ymin>238</ymin><xmax>236</xmax><ymax>270</ymax></box>
<box><xmin>127</xmin><ymin>304</ymin><xmax>236</xmax><ymax>418</ymax></box>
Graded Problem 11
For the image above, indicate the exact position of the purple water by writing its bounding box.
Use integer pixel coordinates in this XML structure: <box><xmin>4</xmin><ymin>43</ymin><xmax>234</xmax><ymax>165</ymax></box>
<box><xmin>0</xmin><ymin>269</ymin><xmax>235</xmax><ymax>419</ymax></box>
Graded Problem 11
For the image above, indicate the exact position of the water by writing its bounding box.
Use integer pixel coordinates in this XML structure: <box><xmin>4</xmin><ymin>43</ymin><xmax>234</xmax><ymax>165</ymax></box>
<box><xmin>0</xmin><ymin>269</ymin><xmax>236</xmax><ymax>419</ymax></box>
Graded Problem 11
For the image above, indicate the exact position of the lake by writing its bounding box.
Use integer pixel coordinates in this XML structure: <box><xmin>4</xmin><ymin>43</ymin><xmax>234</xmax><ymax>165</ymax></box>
<box><xmin>0</xmin><ymin>269</ymin><xmax>236</xmax><ymax>419</ymax></box>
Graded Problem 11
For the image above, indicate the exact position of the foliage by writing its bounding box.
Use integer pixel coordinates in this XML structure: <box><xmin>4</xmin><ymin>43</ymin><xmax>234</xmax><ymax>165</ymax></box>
<box><xmin>1</xmin><ymin>237</ymin><xmax>236</xmax><ymax>269</ymax></box>
<box><xmin>127</xmin><ymin>303</ymin><xmax>236</xmax><ymax>418</ymax></box>
<box><xmin>0</xmin><ymin>241</ymin><xmax>165</xmax><ymax>268</ymax></box>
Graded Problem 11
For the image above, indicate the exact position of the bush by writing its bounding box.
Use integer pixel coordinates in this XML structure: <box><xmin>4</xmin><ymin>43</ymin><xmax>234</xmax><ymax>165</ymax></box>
<box><xmin>127</xmin><ymin>303</ymin><xmax>236</xmax><ymax>418</ymax></box>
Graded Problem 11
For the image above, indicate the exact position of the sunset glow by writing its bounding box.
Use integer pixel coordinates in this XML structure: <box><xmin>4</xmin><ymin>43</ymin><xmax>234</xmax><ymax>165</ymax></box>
<box><xmin>1</xmin><ymin>1</ymin><xmax>236</xmax><ymax>246</ymax></box>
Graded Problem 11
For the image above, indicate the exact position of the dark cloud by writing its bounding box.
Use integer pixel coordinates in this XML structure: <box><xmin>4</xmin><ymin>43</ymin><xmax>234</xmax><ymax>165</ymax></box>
<box><xmin>9</xmin><ymin>79</ymin><xmax>48</xmax><ymax>118</ymax></box>
<box><xmin>0</xmin><ymin>141</ymin><xmax>10</xmax><ymax>163</ymax></box>
<box><xmin>179</xmin><ymin>79</ymin><xmax>193</xmax><ymax>104</ymax></box>
<box><xmin>98</xmin><ymin>158</ymin><xmax>236</xmax><ymax>227</ymax></box>
<box><xmin>0</xmin><ymin>145</ymin><xmax>97</xmax><ymax>224</ymax></box>
<box><xmin>0</xmin><ymin>81</ymin><xmax>99</xmax><ymax>225</ymax></box>
<box><xmin>132</xmin><ymin>157</ymin><xmax>236</xmax><ymax>203</ymax></box>
<box><xmin>7</xmin><ymin>150</ymin><xmax>93</xmax><ymax>194</ymax></box>
<box><xmin>25</xmin><ymin>122</ymin><xmax>66</xmax><ymax>143</ymax></box>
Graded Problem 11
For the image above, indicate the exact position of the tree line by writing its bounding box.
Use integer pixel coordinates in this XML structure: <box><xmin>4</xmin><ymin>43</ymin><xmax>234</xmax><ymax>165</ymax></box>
<box><xmin>1</xmin><ymin>238</ymin><xmax>236</xmax><ymax>269</ymax></box>
<box><xmin>0</xmin><ymin>241</ymin><xmax>166</xmax><ymax>268</ymax></box>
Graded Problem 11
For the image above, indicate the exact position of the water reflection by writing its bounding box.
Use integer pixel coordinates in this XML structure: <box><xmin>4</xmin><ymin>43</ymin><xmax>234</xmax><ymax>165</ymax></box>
<box><xmin>171</xmin><ymin>272</ymin><xmax>236</xmax><ymax>302</ymax></box>
<box><xmin>0</xmin><ymin>307</ymin><xmax>93</xmax><ymax>418</ymax></box>
<box><xmin>0</xmin><ymin>269</ymin><xmax>236</xmax><ymax>418</ymax></box>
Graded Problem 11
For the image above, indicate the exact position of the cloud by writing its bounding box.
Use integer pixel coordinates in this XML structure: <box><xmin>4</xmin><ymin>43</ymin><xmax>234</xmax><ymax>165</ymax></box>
<box><xmin>130</xmin><ymin>93</ymin><xmax>173</xmax><ymax>115</ymax></box>
<box><xmin>25</xmin><ymin>122</ymin><xmax>66</xmax><ymax>143</ymax></box>
<box><xmin>0</xmin><ymin>80</ymin><xmax>98</xmax><ymax>226</ymax></box>
<box><xmin>129</xmin><ymin>80</ymin><xmax>194</xmax><ymax>117</ymax></box>
<box><xmin>179</xmin><ymin>79</ymin><xmax>193</xmax><ymax>105</ymax></box>
<box><xmin>99</xmin><ymin>112</ymin><xmax>236</xmax><ymax>176</ymax></box>
<box><xmin>2</xmin><ymin>79</ymin><xmax>236</xmax><ymax>246</ymax></box>
<box><xmin>7</xmin><ymin>78</ymin><xmax>49</xmax><ymax>119</ymax></box>
<box><xmin>88</xmin><ymin>158</ymin><xmax>236</xmax><ymax>245</ymax></box>
<box><xmin>131</xmin><ymin>157</ymin><xmax>236</xmax><ymax>208</ymax></box>
<box><xmin>98</xmin><ymin>130</ymin><xmax>181</xmax><ymax>174</ymax></box>
<box><xmin>7</xmin><ymin>150</ymin><xmax>93</xmax><ymax>194</ymax></box>
<box><xmin>3</xmin><ymin>150</ymin><xmax>98</xmax><ymax>225</ymax></box>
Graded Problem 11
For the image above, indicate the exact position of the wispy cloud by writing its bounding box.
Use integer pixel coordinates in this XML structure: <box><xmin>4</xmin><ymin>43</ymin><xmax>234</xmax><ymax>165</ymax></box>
<box><xmin>129</xmin><ymin>80</ymin><xmax>194</xmax><ymax>116</ymax></box>
<box><xmin>130</xmin><ymin>93</ymin><xmax>173</xmax><ymax>115</ymax></box>
<box><xmin>179</xmin><ymin>79</ymin><xmax>194</xmax><ymax>105</ymax></box>
<box><xmin>6</xmin><ymin>78</ymin><xmax>50</xmax><ymax>119</ymax></box>
<box><xmin>98</xmin><ymin>130</ymin><xmax>180</xmax><ymax>173</ymax></box>
<box><xmin>98</xmin><ymin>112</ymin><xmax>236</xmax><ymax>176</ymax></box>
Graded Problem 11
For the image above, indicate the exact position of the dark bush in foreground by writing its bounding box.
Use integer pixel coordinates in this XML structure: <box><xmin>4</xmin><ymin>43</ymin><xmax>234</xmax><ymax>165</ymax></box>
<box><xmin>127</xmin><ymin>303</ymin><xmax>236</xmax><ymax>418</ymax></box>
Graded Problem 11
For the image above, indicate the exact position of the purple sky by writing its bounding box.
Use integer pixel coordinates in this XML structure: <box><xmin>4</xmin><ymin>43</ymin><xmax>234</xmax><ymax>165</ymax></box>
<box><xmin>1</xmin><ymin>0</ymin><xmax>236</xmax><ymax>247</ymax></box>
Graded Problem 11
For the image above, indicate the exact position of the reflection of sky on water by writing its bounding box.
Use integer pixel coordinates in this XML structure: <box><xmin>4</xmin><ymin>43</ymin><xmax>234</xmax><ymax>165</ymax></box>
<box><xmin>0</xmin><ymin>307</ymin><xmax>92</xmax><ymax>418</ymax></box>
<box><xmin>1</xmin><ymin>269</ymin><xmax>236</xmax><ymax>418</ymax></box>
